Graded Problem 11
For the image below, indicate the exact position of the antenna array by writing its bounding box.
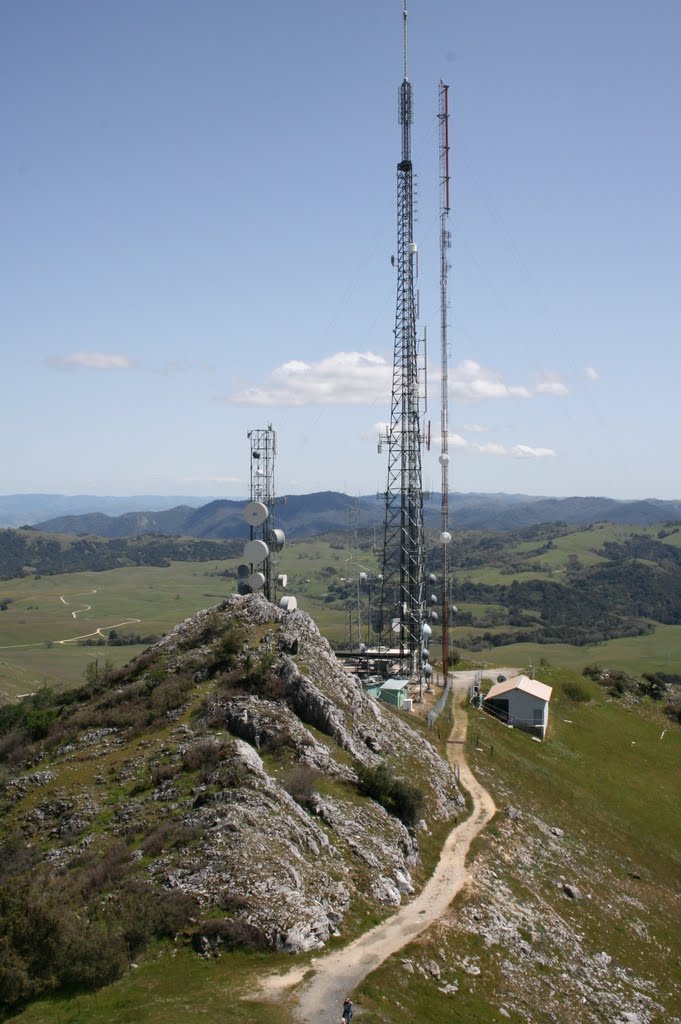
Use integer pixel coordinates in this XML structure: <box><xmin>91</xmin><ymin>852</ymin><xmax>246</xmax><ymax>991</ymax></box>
<box><xmin>438</xmin><ymin>81</ymin><xmax>453</xmax><ymax>686</ymax></box>
<box><xmin>379</xmin><ymin>1</ymin><xmax>428</xmax><ymax>680</ymax></box>
<box><xmin>236</xmin><ymin>424</ymin><xmax>296</xmax><ymax>612</ymax></box>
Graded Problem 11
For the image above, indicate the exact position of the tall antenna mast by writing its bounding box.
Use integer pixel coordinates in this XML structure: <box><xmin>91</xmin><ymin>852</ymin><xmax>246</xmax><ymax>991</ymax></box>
<box><xmin>438</xmin><ymin>81</ymin><xmax>453</xmax><ymax>687</ymax></box>
<box><xmin>379</xmin><ymin>0</ymin><xmax>426</xmax><ymax>681</ymax></box>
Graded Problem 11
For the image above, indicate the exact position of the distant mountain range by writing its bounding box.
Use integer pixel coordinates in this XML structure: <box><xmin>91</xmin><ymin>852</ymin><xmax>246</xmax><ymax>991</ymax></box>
<box><xmin>0</xmin><ymin>494</ymin><xmax>218</xmax><ymax>529</ymax></box>
<box><xmin>22</xmin><ymin>491</ymin><xmax>681</xmax><ymax>539</ymax></box>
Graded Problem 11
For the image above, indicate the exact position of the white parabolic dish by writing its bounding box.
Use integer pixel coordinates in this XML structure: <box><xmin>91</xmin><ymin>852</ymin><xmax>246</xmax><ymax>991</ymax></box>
<box><xmin>243</xmin><ymin>501</ymin><xmax>269</xmax><ymax>526</ymax></box>
<box><xmin>244</xmin><ymin>539</ymin><xmax>269</xmax><ymax>564</ymax></box>
<box><xmin>248</xmin><ymin>572</ymin><xmax>266</xmax><ymax>591</ymax></box>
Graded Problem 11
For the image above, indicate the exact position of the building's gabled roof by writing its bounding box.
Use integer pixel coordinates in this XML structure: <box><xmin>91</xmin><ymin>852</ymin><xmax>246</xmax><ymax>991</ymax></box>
<box><xmin>484</xmin><ymin>673</ymin><xmax>552</xmax><ymax>703</ymax></box>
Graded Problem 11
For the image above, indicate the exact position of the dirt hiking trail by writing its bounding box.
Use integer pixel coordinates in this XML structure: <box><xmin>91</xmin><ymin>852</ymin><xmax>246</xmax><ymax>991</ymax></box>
<box><xmin>257</xmin><ymin>681</ymin><xmax>496</xmax><ymax>1023</ymax></box>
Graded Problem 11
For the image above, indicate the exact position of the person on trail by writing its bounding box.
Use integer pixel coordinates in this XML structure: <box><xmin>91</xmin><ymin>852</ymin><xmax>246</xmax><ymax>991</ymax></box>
<box><xmin>342</xmin><ymin>998</ymin><xmax>353</xmax><ymax>1022</ymax></box>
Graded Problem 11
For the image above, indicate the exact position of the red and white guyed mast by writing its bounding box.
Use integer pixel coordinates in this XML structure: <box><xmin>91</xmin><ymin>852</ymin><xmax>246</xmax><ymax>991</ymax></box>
<box><xmin>438</xmin><ymin>81</ymin><xmax>452</xmax><ymax>687</ymax></box>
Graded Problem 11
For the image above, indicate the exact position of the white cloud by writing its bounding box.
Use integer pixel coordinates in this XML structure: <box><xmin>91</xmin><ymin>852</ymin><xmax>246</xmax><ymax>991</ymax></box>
<box><xmin>536</xmin><ymin>372</ymin><xmax>568</xmax><ymax>396</ymax></box>
<box><xmin>474</xmin><ymin>441</ymin><xmax>509</xmax><ymax>455</ymax></box>
<box><xmin>361</xmin><ymin>420</ymin><xmax>389</xmax><ymax>442</ymax></box>
<box><xmin>584</xmin><ymin>366</ymin><xmax>600</xmax><ymax>380</ymax></box>
<box><xmin>225</xmin><ymin>351</ymin><xmax>391</xmax><ymax>406</ymax></box>
<box><xmin>510</xmin><ymin>444</ymin><xmax>556</xmax><ymax>458</ymax></box>
<box><xmin>430</xmin><ymin>436</ymin><xmax>556</xmax><ymax>458</ymax></box>
<box><xmin>462</xmin><ymin>422</ymin><xmax>489</xmax><ymax>433</ymax></box>
<box><xmin>449</xmin><ymin>360</ymin><xmax>531</xmax><ymax>401</ymax></box>
<box><xmin>227</xmin><ymin>352</ymin><xmax>539</xmax><ymax>407</ymax></box>
<box><xmin>47</xmin><ymin>352</ymin><xmax>136</xmax><ymax>370</ymax></box>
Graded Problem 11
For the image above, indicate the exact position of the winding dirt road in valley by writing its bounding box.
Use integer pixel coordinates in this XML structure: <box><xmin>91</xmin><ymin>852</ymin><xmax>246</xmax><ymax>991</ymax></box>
<box><xmin>257</xmin><ymin>678</ymin><xmax>496</xmax><ymax>1024</ymax></box>
<box><xmin>0</xmin><ymin>590</ymin><xmax>141</xmax><ymax>649</ymax></box>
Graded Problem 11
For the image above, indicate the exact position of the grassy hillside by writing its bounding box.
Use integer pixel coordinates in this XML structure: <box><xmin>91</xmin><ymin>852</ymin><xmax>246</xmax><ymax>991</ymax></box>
<box><xmin>4</xmin><ymin>520</ymin><xmax>681</xmax><ymax>703</ymax></box>
<box><xmin>0</xmin><ymin>561</ymin><xmax>237</xmax><ymax>698</ymax></box>
<box><xmin>0</xmin><ymin>597</ymin><xmax>460</xmax><ymax>1023</ymax></box>
<box><xmin>0</xmin><ymin>528</ymin><xmax>240</xmax><ymax>580</ymax></box>
<box><xmin>4</xmin><ymin>664</ymin><xmax>680</xmax><ymax>1023</ymax></box>
<box><xmin>354</xmin><ymin>672</ymin><xmax>681</xmax><ymax>1023</ymax></box>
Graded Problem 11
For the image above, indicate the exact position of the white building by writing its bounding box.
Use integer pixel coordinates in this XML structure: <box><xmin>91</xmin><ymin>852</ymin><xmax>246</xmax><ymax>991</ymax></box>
<box><xmin>483</xmin><ymin>673</ymin><xmax>553</xmax><ymax>740</ymax></box>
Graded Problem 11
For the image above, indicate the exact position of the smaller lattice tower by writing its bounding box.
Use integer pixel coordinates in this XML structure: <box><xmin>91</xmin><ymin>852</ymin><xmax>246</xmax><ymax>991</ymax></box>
<box><xmin>237</xmin><ymin>424</ymin><xmax>293</xmax><ymax>609</ymax></box>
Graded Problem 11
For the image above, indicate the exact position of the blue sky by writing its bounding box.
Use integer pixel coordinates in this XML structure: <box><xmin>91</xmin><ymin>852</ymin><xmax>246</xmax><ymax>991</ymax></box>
<box><xmin>2</xmin><ymin>0</ymin><xmax>680</xmax><ymax>500</ymax></box>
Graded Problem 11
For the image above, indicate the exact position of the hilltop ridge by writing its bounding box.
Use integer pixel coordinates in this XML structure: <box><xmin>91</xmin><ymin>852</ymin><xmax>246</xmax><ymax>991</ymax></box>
<box><xmin>0</xmin><ymin>595</ymin><xmax>462</xmax><ymax>1015</ymax></box>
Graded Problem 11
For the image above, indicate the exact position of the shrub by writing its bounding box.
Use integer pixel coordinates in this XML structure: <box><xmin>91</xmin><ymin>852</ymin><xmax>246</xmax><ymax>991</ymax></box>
<box><xmin>561</xmin><ymin>679</ymin><xmax>591</xmax><ymax>703</ymax></box>
<box><xmin>283</xmin><ymin>765</ymin><xmax>319</xmax><ymax>807</ymax></box>
<box><xmin>638</xmin><ymin>675</ymin><xmax>667</xmax><ymax>701</ymax></box>
<box><xmin>182</xmin><ymin>738</ymin><xmax>224</xmax><ymax>775</ymax></box>
<box><xmin>356</xmin><ymin>761</ymin><xmax>425</xmax><ymax>826</ymax></box>
<box><xmin>151</xmin><ymin>762</ymin><xmax>180</xmax><ymax>786</ymax></box>
<box><xmin>75</xmin><ymin>840</ymin><xmax>130</xmax><ymax>898</ymax></box>
<box><xmin>191</xmin><ymin>917</ymin><xmax>270</xmax><ymax>954</ymax></box>
<box><xmin>664</xmin><ymin>700</ymin><xmax>681</xmax><ymax>725</ymax></box>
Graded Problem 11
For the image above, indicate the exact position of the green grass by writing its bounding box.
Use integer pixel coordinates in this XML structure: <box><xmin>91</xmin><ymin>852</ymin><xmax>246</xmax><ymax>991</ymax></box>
<box><xmin>465</xmin><ymin>622</ymin><xmax>681</xmax><ymax>675</ymax></box>
<box><xmin>0</xmin><ymin>560</ymin><xmax>239</xmax><ymax>698</ymax></box>
<box><xmin>352</xmin><ymin>671</ymin><xmax>681</xmax><ymax>1023</ymax></box>
<box><xmin>7</xmin><ymin>946</ymin><xmax>297</xmax><ymax>1024</ymax></box>
<box><xmin>3</xmin><ymin>524</ymin><xmax>681</xmax><ymax>698</ymax></box>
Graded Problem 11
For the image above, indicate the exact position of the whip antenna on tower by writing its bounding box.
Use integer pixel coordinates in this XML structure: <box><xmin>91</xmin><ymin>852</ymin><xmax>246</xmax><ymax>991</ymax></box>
<box><xmin>379</xmin><ymin>0</ymin><xmax>427</xmax><ymax>684</ymax></box>
<box><xmin>438</xmin><ymin>80</ymin><xmax>453</xmax><ymax>688</ymax></box>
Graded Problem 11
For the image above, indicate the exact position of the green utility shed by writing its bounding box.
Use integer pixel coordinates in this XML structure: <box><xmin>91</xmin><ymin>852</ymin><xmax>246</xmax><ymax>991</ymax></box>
<box><xmin>362</xmin><ymin>677</ymin><xmax>383</xmax><ymax>699</ymax></box>
<box><xmin>379</xmin><ymin>678</ymin><xmax>409</xmax><ymax>708</ymax></box>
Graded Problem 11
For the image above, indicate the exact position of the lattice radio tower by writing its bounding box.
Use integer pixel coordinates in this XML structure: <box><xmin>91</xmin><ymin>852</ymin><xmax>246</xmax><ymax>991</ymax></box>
<box><xmin>438</xmin><ymin>81</ymin><xmax>453</xmax><ymax>687</ymax></box>
<box><xmin>379</xmin><ymin>1</ymin><xmax>426</xmax><ymax>679</ymax></box>
<box><xmin>236</xmin><ymin>424</ymin><xmax>294</xmax><ymax>610</ymax></box>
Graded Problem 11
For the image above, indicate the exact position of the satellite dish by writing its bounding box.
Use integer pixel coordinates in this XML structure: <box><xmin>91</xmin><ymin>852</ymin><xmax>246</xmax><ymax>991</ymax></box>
<box><xmin>268</xmin><ymin>528</ymin><xmax>285</xmax><ymax>552</ymax></box>
<box><xmin>248</xmin><ymin>572</ymin><xmax>266</xmax><ymax>591</ymax></box>
<box><xmin>440</xmin><ymin>531</ymin><xmax>452</xmax><ymax>545</ymax></box>
<box><xmin>243</xmin><ymin>501</ymin><xmax>269</xmax><ymax>526</ymax></box>
<box><xmin>277</xmin><ymin>573</ymin><xmax>288</xmax><ymax>588</ymax></box>
<box><xmin>422</xmin><ymin>622</ymin><xmax>432</xmax><ymax>639</ymax></box>
<box><xmin>424</xmin><ymin>663</ymin><xmax>434</xmax><ymax>678</ymax></box>
<box><xmin>430</xmin><ymin>611</ymin><xmax>439</xmax><ymax>623</ymax></box>
<box><xmin>244</xmin><ymin>539</ymin><xmax>269</xmax><ymax>564</ymax></box>
<box><xmin>428</xmin><ymin>573</ymin><xmax>437</xmax><ymax>584</ymax></box>
<box><xmin>451</xmin><ymin>605</ymin><xmax>458</xmax><ymax>614</ymax></box>
<box><xmin>279</xmin><ymin>595</ymin><xmax>297</xmax><ymax>612</ymax></box>
<box><xmin>438</xmin><ymin>453</ymin><xmax>450</xmax><ymax>465</ymax></box>
<box><xmin>237</xmin><ymin>580</ymin><xmax>252</xmax><ymax>595</ymax></box>
<box><xmin>237</xmin><ymin>563</ymin><xmax>250</xmax><ymax>579</ymax></box>
<box><xmin>421</xmin><ymin>647</ymin><xmax>429</xmax><ymax>661</ymax></box>
<box><xmin>430</xmin><ymin>594</ymin><xmax>437</xmax><ymax>605</ymax></box>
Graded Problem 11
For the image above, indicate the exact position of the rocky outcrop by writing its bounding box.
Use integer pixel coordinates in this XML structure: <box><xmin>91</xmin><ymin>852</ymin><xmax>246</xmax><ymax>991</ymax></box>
<box><xmin>0</xmin><ymin>594</ymin><xmax>463</xmax><ymax>957</ymax></box>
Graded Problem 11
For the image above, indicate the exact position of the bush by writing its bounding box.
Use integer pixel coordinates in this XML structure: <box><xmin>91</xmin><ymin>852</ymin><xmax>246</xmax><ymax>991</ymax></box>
<box><xmin>283</xmin><ymin>765</ymin><xmax>319</xmax><ymax>807</ymax></box>
<box><xmin>664</xmin><ymin>700</ymin><xmax>681</xmax><ymax>725</ymax></box>
<box><xmin>561</xmin><ymin>679</ymin><xmax>592</xmax><ymax>703</ymax></box>
<box><xmin>191</xmin><ymin>917</ymin><xmax>270</xmax><ymax>954</ymax></box>
<box><xmin>182</xmin><ymin>738</ymin><xmax>224</xmax><ymax>775</ymax></box>
<box><xmin>356</xmin><ymin>761</ymin><xmax>425</xmax><ymax>826</ymax></box>
<box><xmin>75</xmin><ymin>840</ymin><xmax>130</xmax><ymax>898</ymax></box>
